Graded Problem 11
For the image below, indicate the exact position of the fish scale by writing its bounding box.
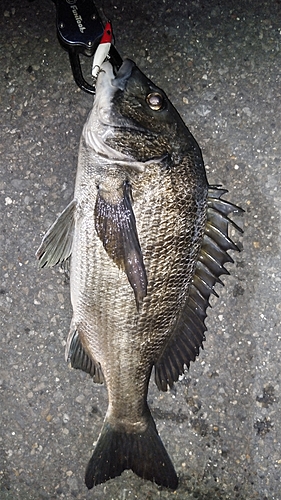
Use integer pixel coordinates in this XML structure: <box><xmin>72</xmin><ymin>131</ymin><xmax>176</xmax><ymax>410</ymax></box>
<box><xmin>36</xmin><ymin>58</ymin><xmax>242</xmax><ymax>490</ymax></box>
<box><xmin>137</xmin><ymin>167</ymin><xmax>206</xmax><ymax>338</ymax></box>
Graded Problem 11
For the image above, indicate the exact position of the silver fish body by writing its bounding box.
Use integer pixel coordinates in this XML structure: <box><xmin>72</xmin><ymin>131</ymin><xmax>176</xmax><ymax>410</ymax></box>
<box><xmin>37</xmin><ymin>59</ymin><xmax>242</xmax><ymax>490</ymax></box>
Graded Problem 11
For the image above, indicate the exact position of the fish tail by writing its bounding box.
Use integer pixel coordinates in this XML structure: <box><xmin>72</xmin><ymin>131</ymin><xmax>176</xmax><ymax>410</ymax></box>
<box><xmin>85</xmin><ymin>412</ymin><xmax>178</xmax><ymax>490</ymax></box>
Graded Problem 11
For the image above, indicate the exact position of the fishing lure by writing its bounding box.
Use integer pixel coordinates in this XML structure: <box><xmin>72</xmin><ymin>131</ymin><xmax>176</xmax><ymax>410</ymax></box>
<box><xmin>92</xmin><ymin>22</ymin><xmax>113</xmax><ymax>78</ymax></box>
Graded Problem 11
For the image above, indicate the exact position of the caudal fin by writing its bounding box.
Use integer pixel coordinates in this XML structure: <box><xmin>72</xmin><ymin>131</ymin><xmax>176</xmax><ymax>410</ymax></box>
<box><xmin>85</xmin><ymin>412</ymin><xmax>178</xmax><ymax>490</ymax></box>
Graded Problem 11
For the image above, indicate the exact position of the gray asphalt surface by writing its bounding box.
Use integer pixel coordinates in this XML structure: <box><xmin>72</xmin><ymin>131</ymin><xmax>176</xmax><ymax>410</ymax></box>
<box><xmin>1</xmin><ymin>0</ymin><xmax>280</xmax><ymax>499</ymax></box>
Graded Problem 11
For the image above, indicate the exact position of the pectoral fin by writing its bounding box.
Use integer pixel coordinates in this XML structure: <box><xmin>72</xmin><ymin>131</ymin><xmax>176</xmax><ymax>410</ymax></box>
<box><xmin>95</xmin><ymin>181</ymin><xmax>147</xmax><ymax>308</ymax></box>
<box><xmin>36</xmin><ymin>200</ymin><xmax>76</xmax><ymax>267</ymax></box>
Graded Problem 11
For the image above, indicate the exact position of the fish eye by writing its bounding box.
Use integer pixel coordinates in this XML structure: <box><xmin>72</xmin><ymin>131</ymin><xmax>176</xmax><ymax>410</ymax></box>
<box><xmin>146</xmin><ymin>92</ymin><xmax>164</xmax><ymax>111</ymax></box>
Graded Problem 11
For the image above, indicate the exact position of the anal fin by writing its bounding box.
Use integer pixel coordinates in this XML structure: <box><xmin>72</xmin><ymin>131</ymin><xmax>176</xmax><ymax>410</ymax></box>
<box><xmin>66</xmin><ymin>328</ymin><xmax>104</xmax><ymax>384</ymax></box>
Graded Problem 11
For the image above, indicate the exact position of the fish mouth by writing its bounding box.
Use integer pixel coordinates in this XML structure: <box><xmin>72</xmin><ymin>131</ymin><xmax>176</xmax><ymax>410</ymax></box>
<box><xmin>96</xmin><ymin>59</ymin><xmax>135</xmax><ymax>92</ymax></box>
<box><xmin>83</xmin><ymin>59</ymin><xmax>161</xmax><ymax>171</ymax></box>
<box><xmin>112</xmin><ymin>59</ymin><xmax>135</xmax><ymax>90</ymax></box>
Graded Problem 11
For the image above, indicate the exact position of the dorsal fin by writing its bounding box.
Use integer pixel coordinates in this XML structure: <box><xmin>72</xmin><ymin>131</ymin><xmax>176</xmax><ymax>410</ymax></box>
<box><xmin>154</xmin><ymin>186</ymin><xmax>243</xmax><ymax>391</ymax></box>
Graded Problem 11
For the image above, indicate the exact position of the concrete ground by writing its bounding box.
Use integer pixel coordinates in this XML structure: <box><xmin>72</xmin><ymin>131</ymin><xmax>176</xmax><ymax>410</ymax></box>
<box><xmin>1</xmin><ymin>0</ymin><xmax>280</xmax><ymax>498</ymax></box>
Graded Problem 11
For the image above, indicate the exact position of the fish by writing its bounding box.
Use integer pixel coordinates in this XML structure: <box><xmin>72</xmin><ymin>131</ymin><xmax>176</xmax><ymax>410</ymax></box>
<box><xmin>36</xmin><ymin>58</ymin><xmax>242</xmax><ymax>490</ymax></box>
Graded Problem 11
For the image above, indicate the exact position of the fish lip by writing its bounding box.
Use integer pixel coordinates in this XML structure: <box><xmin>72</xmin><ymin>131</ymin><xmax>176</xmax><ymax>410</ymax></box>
<box><xmin>112</xmin><ymin>59</ymin><xmax>135</xmax><ymax>90</ymax></box>
<box><xmin>98</xmin><ymin>59</ymin><xmax>135</xmax><ymax>91</ymax></box>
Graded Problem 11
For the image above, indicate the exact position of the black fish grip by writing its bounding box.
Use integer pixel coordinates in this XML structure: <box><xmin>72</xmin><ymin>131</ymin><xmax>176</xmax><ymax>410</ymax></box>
<box><xmin>52</xmin><ymin>0</ymin><xmax>122</xmax><ymax>94</ymax></box>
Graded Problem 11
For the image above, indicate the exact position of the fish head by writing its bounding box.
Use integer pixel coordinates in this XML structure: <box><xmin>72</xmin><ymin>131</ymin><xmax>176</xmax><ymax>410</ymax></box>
<box><xmin>85</xmin><ymin>59</ymin><xmax>197</xmax><ymax>167</ymax></box>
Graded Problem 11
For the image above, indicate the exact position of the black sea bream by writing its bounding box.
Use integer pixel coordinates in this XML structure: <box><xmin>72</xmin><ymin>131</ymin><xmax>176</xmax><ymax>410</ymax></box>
<box><xmin>37</xmin><ymin>59</ymin><xmax>242</xmax><ymax>490</ymax></box>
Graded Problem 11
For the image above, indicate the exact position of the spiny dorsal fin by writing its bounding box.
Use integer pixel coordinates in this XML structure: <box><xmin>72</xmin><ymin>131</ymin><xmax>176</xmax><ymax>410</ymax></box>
<box><xmin>66</xmin><ymin>328</ymin><xmax>104</xmax><ymax>384</ymax></box>
<box><xmin>36</xmin><ymin>200</ymin><xmax>77</xmax><ymax>267</ymax></box>
<box><xmin>154</xmin><ymin>186</ymin><xmax>243</xmax><ymax>391</ymax></box>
